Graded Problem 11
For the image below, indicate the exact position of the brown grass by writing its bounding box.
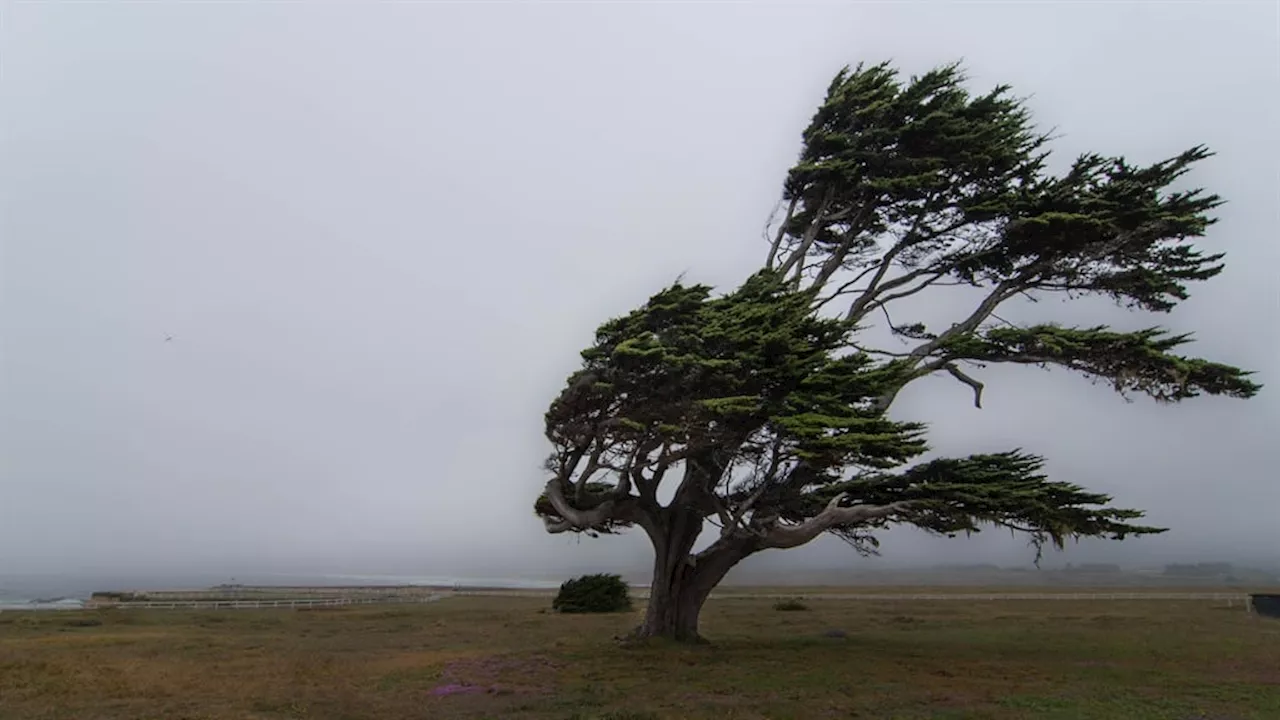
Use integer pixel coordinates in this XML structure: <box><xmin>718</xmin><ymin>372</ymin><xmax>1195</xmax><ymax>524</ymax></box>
<box><xmin>1</xmin><ymin>591</ymin><xmax>1278</xmax><ymax>719</ymax></box>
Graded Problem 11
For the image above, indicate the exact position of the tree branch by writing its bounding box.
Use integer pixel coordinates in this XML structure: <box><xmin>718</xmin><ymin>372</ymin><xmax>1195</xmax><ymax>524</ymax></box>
<box><xmin>943</xmin><ymin>362</ymin><xmax>985</xmax><ymax>408</ymax></box>
<box><xmin>836</xmin><ymin>198</ymin><xmax>972</xmax><ymax>317</ymax></box>
<box><xmin>926</xmin><ymin>323</ymin><xmax>1261</xmax><ymax>402</ymax></box>
<box><xmin>765</xmin><ymin>196</ymin><xmax>799</xmax><ymax>270</ymax></box>
<box><xmin>776</xmin><ymin>189</ymin><xmax>835</xmax><ymax>281</ymax></box>
<box><xmin>721</xmin><ymin>438</ymin><xmax>785</xmax><ymax>538</ymax></box>
<box><xmin>810</xmin><ymin>201</ymin><xmax>878</xmax><ymax>288</ymax></box>
<box><xmin>813</xmin><ymin>262</ymin><xmax>890</xmax><ymax>310</ymax></box>
<box><xmin>870</xmin><ymin>280</ymin><xmax>1021</xmax><ymax>412</ymax></box>
<box><xmin>574</xmin><ymin>444</ymin><xmax>606</xmax><ymax>502</ymax></box>
<box><xmin>543</xmin><ymin>517</ymin><xmax>577</xmax><ymax>534</ymax></box>
<box><xmin>708</xmin><ymin>493</ymin><xmax>736</xmax><ymax>536</ymax></box>
<box><xmin>834</xmin><ymin>240</ymin><xmax>908</xmax><ymax>313</ymax></box>
<box><xmin>556</xmin><ymin>444</ymin><xmax>589</xmax><ymax>483</ymax></box>
<box><xmin>544</xmin><ymin>478</ymin><xmax>626</xmax><ymax>533</ymax></box>
<box><xmin>760</xmin><ymin>494</ymin><xmax>915</xmax><ymax>549</ymax></box>
<box><xmin>861</xmin><ymin>272</ymin><xmax>947</xmax><ymax>314</ymax></box>
<box><xmin>908</xmin><ymin>280</ymin><xmax>1022</xmax><ymax>361</ymax></box>
<box><xmin>623</xmin><ymin>436</ymin><xmax>664</xmax><ymax>503</ymax></box>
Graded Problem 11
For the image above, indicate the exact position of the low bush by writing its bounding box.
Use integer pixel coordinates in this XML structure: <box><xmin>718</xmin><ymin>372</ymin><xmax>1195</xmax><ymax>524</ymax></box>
<box><xmin>552</xmin><ymin>574</ymin><xmax>632</xmax><ymax>614</ymax></box>
<box><xmin>773</xmin><ymin>599</ymin><xmax>809</xmax><ymax>612</ymax></box>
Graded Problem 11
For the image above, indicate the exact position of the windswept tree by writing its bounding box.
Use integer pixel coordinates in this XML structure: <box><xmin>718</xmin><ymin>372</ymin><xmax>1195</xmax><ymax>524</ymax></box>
<box><xmin>534</xmin><ymin>61</ymin><xmax>1260</xmax><ymax>642</ymax></box>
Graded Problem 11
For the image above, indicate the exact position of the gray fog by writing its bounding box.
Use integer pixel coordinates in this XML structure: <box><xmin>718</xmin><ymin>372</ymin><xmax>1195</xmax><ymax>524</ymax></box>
<box><xmin>2</xmin><ymin>2</ymin><xmax>1277</xmax><ymax>582</ymax></box>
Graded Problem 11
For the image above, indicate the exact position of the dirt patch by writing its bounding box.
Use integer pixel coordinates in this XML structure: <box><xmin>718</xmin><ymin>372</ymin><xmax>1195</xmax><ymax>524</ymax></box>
<box><xmin>429</xmin><ymin>654</ymin><xmax>563</xmax><ymax>697</ymax></box>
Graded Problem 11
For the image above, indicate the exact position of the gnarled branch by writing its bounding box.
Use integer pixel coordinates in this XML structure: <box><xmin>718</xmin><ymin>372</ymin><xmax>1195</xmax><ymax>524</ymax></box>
<box><xmin>760</xmin><ymin>494</ymin><xmax>915</xmax><ymax>549</ymax></box>
<box><xmin>544</xmin><ymin>478</ymin><xmax>624</xmax><ymax>532</ymax></box>
<box><xmin>943</xmin><ymin>363</ymin><xmax>986</xmax><ymax>409</ymax></box>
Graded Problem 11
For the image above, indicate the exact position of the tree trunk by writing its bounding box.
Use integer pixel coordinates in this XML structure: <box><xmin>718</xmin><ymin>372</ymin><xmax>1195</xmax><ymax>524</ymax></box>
<box><xmin>633</xmin><ymin>509</ymin><xmax>755</xmax><ymax>643</ymax></box>
<box><xmin>637</xmin><ymin>568</ymin><xmax>707</xmax><ymax>642</ymax></box>
<box><xmin>633</xmin><ymin>505</ymin><xmax>705</xmax><ymax>641</ymax></box>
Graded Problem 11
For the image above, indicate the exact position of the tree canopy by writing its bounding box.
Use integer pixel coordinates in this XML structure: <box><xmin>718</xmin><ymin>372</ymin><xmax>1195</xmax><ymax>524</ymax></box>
<box><xmin>533</xmin><ymin>61</ymin><xmax>1260</xmax><ymax>641</ymax></box>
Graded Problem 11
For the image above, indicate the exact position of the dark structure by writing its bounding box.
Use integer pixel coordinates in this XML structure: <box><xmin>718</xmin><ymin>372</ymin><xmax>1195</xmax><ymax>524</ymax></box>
<box><xmin>1250</xmin><ymin>594</ymin><xmax>1280</xmax><ymax>619</ymax></box>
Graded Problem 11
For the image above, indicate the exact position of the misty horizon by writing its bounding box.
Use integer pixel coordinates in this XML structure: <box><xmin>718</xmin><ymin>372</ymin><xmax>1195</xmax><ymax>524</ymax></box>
<box><xmin>2</xmin><ymin>3</ymin><xmax>1276</xmax><ymax>583</ymax></box>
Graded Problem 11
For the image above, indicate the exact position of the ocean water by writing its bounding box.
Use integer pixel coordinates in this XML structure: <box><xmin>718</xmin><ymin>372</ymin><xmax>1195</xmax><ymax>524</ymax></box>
<box><xmin>0</xmin><ymin>572</ymin><xmax>564</xmax><ymax>610</ymax></box>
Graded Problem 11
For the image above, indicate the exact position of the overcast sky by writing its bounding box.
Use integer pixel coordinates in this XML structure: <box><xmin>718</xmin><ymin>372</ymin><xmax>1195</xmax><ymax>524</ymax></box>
<box><xmin>2</xmin><ymin>2</ymin><xmax>1277</xmax><ymax>581</ymax></box>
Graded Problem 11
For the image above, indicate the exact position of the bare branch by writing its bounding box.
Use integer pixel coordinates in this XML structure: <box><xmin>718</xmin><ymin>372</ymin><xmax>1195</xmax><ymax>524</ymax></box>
<box><xmin>834</xmin><ymin>195</ymin><xmax>957</xmax><ymax>313</ymax></box>
<box><xmin>574</xmin><ymin>444</ymin><xmax>606</xmax><ymax>502</ymax></box>
<box><xmin>872</xmin><ymin>280</ymin><xmax>1022</xmax><ymax>412</ymax></box>
<box><xmin>943</xmin><ymin>363</ymin><xmax>986</xmax><ymax>409</ymax></box>
<box><xmin>543</xmin><ymin>517</ymin><xmax>576</xmax><ymax>534</ymax></box>
<box><xmin>729</xmin><ymin>481</ymin><xmax>773</xmax><ymax>536</ymax></box>
<box><xmin>814</xmin><ymin>277</ymin><xmax>875</xmax><ymax>311</ymax></box>
<box><xmin>723</xmin><ymin>437</ymin><xmax>785</xmax><ymax>537</ymax></box>
<box><xmin>709</xmin><ymin>493</ymin><xmax>735</xmax><ymax>536</ymax></box>
<box><xmin>555</xmin><ymin>444</ymin><xmax>589</xmax><ymax>483</ymax></box>
<box><xmin>850</xmin><ymin>343</ymin><xmax>913</xmax><ymax>358</ymax></box>
<box><xmin>544</xmin><ymin>478</ymin><xmax>625</xmax><ymax>532</ymax></box>
<box><xmin>765</xmin><ymin>197</ymin><xmax>799</xmax><ymax>270</ymax></box>
<box><xmin>907</xmin><ymin>279</ymin><xmax>1023</xmax><ymax>361</ymax></box>
<box><xmin>776</xmin><ymin>189</ymin><xmax>834</xmax><ymax>281</ymax></box>
<box><xmin>862</xmin><ymin>272</ymin><xmax>947</xmax><ymax>313</ymax></box>
<box><xmin>846</xmin><ymin>261</ymin><xmax>960</xmax><ymax>322</ymax></box>
<box><xmin>870</xmin><ymin>268</ymin><xmax>1045</xmax><ymax>414</ymax></box>
<box><xmin>842</xmin><ymin>218</ymin><xmax>1012</xmax><ymax>324</ymax></box>
<box><xmin>760</xmin><ymin>494</ymin><xmax>915</xmax><ymax>549</ymax></box>
<box><xmin>619</xmin><ymin>434</ymin><xmax>663</xmax><ymax>500</ymax></box>
<box><xmin>828</xmin><ymin>252</ymin><xmax>895</xmax><ymax>314</ymax></box>
<box><xmin>635</xmin><ymin>441</ymin><xmax>677</xmax><ymax>505</ymax></box>
<box><xmin>809</xmin><ymin>202</ymin><xmax>880</xmax><ymax>289</ymax></box>
<box><xmin>877</xmin><ymin>301</ymin><xmax>903</xmax><ymax>336</ymax></box>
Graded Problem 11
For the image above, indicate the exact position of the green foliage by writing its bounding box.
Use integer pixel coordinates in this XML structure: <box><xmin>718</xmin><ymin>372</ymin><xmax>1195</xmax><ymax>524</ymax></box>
<box><xmin>773</xmin><ymin>599</ymin><xmax>810</xmax><ymax>612</ymax></box>
<box><xmin>801</xmin><ymin>451</ymin><xmax>1166</xmax><ymax>559</ymax></box>
<box><xmin>937</xmin><ymin>324</ymin><xmax>1259</xmax><ymax>402</ymax></box>
<box><xmin>783</xmin><ymin>63</ymin><xmax>1230</xmax><ymax>317</ymax></box>
<box><xmin>552</xmin><ymin>574</ymin><xmax>633</xmax><ymax>615</ymax></box>
<box><xmin>785</xmin><ymin>61</ymin><xmax>1045</xmax><ymax>240</ymax></box>
<box><xmin>542</xmin><ymin>271</ymin><xmax>928</xmax><ymax>519</ymax></box>
<box><xmin>980</xmin><ymin>147</ymin><xmax>1226</xmax><ymax>312</ymax></box>
<box><xmin>536</xmin><ymin>59</ymin><xmax>1260</xmax><ymax>582</ymax></box>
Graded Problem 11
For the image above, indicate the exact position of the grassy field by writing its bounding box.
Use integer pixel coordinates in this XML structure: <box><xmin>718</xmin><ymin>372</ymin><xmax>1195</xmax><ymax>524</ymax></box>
<box><xmin>1</xmin><ymin>591</ymin><xmax>1277</xmax><ymax>720</ymax></box>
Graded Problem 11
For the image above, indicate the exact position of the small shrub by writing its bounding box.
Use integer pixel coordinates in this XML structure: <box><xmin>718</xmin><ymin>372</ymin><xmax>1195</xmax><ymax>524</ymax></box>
<box><xmin>773</xmin><ymin>599</ymin><xmax>809</xmax><ymax>612</ymax></box>
<box><xmin>552</xmin><ymin>574</ymin><xmax>632</xmax><ymax>614</ymax></box>
<box><xmin>63</xmin><ymin>617</ymin><xmax>103</xmax><ymax>628</ymax></box>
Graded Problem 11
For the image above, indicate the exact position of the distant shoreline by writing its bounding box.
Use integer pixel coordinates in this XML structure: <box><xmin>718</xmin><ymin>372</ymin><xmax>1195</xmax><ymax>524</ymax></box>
<box><xmin>4</xmin><ymin>564</ymin><xmax>1274</xmax><ymax>610</ymax></box>
<box><xmin>87</xmin><ymin>582</ymin><xmax>1275</xmax><ymax>604</ymax></box>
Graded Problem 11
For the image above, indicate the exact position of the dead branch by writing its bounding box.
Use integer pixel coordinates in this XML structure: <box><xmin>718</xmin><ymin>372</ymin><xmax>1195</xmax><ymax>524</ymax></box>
<box><xmin>943</xmin><ymin>363</ymin><xmax>986</xmax><ymax>408</ymax></box>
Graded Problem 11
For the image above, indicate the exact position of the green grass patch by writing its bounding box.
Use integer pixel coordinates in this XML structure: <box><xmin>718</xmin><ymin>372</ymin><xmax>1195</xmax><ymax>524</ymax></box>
<box><xmin>0</xmin><ymin>592</ymin><xmax>1277</xmax><ymax>718</ymax></box>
